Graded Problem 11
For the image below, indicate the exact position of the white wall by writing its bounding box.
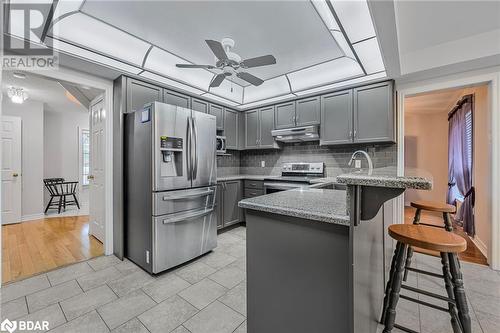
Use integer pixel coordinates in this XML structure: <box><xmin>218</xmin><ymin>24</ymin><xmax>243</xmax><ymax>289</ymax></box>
<box><xmin>2</xmin><ymin>97</ymin><xmax>45</xmax><ymax>219</ymax></box>
<box><xmin>43</xmin><ymin>108</ymin><xmax>89</xmax><ymax>207</ymax></box>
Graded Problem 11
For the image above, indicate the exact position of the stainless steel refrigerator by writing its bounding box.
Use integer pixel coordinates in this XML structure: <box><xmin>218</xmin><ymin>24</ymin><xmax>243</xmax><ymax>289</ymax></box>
<box><xmin>125</xmin><ymin>101</ymin><xmax>217</xmax><ymax>274</ymax></box>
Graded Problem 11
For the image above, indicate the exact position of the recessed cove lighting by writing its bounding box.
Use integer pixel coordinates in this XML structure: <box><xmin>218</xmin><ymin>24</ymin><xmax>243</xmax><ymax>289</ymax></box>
<box><xmin>8</xmin><ymin>87</ymin><xmax>29</xmax><ymax>104</ymax></box>
<box><xmin>13</xmin><ymin>72</ymin><xmax>26</xmax><ymax>79</ymax></box>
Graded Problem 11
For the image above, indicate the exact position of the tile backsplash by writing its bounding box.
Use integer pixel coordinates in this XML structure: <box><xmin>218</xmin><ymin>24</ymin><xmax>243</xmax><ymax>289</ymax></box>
<box><xmin>217</xmin><ymin>142</ymin><xmax>397</xmax><ymax>178</ymax></box>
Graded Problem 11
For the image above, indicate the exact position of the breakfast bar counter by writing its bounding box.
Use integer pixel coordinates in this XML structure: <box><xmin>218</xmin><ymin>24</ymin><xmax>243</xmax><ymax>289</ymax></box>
<box><xmin>239</xmin><ymin>168</ymin><xmax>432</xmax><ymax>333</ymax></box>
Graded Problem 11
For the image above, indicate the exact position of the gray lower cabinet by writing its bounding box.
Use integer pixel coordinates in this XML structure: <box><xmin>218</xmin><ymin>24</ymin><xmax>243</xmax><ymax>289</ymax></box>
<box><xmin>163</xmin><ymin>89</ymin><xmax>190</xmax><ymax>108</ymax></box>
<box><xmin>320</xmin><ymin>90</ymin><xmax>353</xmax><ymax>145</ymax></box>
<box><xmin>126</xmin><ymin>78</ymin><xmax>162</xmax><ymax>113</ymax></box>
<box><xmin>353</xmin><ymin>81</ymin><xmax>394</xmax><ymax>143</ymax></box>
<box><xmin>275</xmin><ymin>101</ymin><xmax>296</xmax><ymax>129</ymax></box>
<box><xmin>209</xmin><ymin>104</ymin><xmax>224</xmax><ymax>130</ymax></box>
<box><xmin>217</xmin><ymin>180</ymin><xmax>242</xmax><ymax>229</ymax></box>
<box><xmin>216</xmin><ymin>183</ymin><xmax>223</xmax><ymax>229</ymax></box>
<box><xmin>192</xmin><ymin>98</ymin><xmax>209</xmax><ymax>113</ymax></box>
<box><xmin>296</xmin><ymin>96</ymin><xmax>320</xmax><ymax>126</ymax></box>
<box><xmin>224</xmin><ymin>108</ymin><xmax>238</xmax><ymax>149</ymax></box>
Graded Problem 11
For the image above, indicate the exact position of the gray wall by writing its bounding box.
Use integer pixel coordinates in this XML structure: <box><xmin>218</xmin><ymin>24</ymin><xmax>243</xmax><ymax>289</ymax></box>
<box><xmin>217</xmin><ymin>143</ymin><xmax>397</xmax><ymax>177</ymax></box>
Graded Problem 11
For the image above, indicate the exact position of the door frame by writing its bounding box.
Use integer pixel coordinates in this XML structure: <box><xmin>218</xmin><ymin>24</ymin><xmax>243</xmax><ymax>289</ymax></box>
<box><xmin>395</xmin><ymin>67</ymin><xmax>500</xmax><ymax>270</ymax></box>
<box><xmin>19</xmin><ymin>67</ymin><xmax>114</xmax><ymax>256</ymax></box>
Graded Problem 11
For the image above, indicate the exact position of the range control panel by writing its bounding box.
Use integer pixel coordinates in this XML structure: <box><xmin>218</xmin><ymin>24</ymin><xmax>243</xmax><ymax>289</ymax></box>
<box><xmin>281</xmin><ymin>162</ymin><xmax>324</xmax><ymax>174</ymax></box>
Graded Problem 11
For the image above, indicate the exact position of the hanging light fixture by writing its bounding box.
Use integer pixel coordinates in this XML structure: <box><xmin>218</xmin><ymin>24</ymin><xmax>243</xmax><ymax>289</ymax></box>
<box><xmin>7</xmin><ymin>87</ymin><xmax>29</xmax><ymax>104</ymax></box>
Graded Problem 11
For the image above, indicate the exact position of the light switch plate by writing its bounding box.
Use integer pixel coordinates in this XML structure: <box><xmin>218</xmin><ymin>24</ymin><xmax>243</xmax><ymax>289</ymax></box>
<box><xmin>261</xmin><ymin>160</ymin><xmax>266</xmax><ymax>168</ymax></box>
<box><xmin>355</xmin><ymin>160</ymin><xmax>362</xmax><ymax>168</ymax></box>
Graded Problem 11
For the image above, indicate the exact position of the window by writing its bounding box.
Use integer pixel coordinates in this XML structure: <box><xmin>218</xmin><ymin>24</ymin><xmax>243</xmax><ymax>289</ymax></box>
<box><xmin>81</xmin><ymin>129</ymin><xmax>90</xmax><ymax>186</ymax></box>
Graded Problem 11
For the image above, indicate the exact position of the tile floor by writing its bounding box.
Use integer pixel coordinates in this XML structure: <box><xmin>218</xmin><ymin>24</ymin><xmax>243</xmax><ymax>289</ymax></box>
<box><xmin>1</xmin><ymin>225</ymin><xmax>499</xmax><ymax>333</ymax></box>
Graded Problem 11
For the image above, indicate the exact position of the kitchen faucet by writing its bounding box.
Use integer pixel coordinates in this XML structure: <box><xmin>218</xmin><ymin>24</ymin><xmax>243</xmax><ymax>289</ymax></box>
<box><xmin>348</xmin><ymin>150</ymin><xmax>373</xmax><ymax>174</ymax></box>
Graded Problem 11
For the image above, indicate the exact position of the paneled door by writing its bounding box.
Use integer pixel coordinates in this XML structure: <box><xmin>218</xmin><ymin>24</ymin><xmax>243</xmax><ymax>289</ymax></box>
<box><xmin>1</xmin><ymin>116</ymin><xmax>22</xmax><ymax>224</ymax></box>
<box><xmin>89</xmin><ymin>96</ymin><xmax>105</xmax><ymax>242</ymax></box>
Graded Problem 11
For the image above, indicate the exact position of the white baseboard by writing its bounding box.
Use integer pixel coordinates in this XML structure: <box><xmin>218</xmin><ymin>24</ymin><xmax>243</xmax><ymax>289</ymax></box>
<box><xmin>471</xmin><ymin>236</ymin><xmax>488</xmax><ymax>261</ymax></box>
<box><xmin>21</xmin><ymin>213</ymin><xmax>45</xmax><ymax>222</ymax></box>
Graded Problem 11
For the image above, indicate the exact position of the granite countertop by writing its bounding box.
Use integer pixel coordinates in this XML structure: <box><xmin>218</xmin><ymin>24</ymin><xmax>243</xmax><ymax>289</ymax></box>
<box><xmin>336</xmin><ymin>167</ymin><xmax>433</xmax><ymax>190</ymax></box>
<box><xmin>238</xmin><ymin>188</ymin><xmax>350</xmax><ymax>225</ymax></box>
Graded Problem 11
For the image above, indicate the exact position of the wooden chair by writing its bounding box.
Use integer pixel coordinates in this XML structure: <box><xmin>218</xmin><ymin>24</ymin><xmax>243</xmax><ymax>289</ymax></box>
<box><xmin>404</xmin><ymin>200</ymin><xmax>457</xmax><ymax>281</ymax></box>
<box><xmin>381</xmin><ymin>225</ymin><xmax>471</xmax><ymax>333</ymax></box>
<box><xmin>44</xmin><ymin>180</ymin><xmax>81</xmax><ymax>214</ymax></box>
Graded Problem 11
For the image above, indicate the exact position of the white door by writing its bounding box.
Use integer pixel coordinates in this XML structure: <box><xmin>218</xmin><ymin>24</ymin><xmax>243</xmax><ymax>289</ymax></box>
<box><xmin>1</xmin><ymin>116</ymin><xmax>22</xmax><ymax>225</ymax></box>
<box><xmin>89</xmin><ymin>96</ymin><xmax>105</xmax><ymax>242</ymax></box>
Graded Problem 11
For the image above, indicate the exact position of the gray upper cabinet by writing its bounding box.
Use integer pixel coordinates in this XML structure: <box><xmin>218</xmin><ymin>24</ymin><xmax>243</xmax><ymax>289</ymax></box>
<box><xmin>296</xmin><ymin>96</ymin><xmax>320</xmax><ymax>126</ymax></box>
<box><xmin>224</xmin><ymin>108</ymin><xmax>238</xmax><ymax>150</ymax></box>
<box><xmin>353</xmin><ymin>82</ymin><xmax>394</xmax><ymax>143</ymax></box>
<box><xmin>320</xmin><ymin>90</ymin><xmax>353</xmax><ymax>145</ymax></box>
<box><xmin>245</xmin><ymin>107</ymin><xmax>277</xmax><ymax>149</ymax></box>
<box><xmin>245</xmin><ymin>109</ymin><xmax>259</xmax><ymax>149</ymax></box>
<box><xmin>126</xmin><ymin>78</ymin><xmax>162</xmax><ymax>113</ymax></box>
<box><xmin>222</xmin><ymin>180</ymin><xmax>242</xmax><ymax>227</ymax></box>
<box><xmin>259</xmin><ymin>106</ymin><xmax>276</xmax><ymax>148</ymax></box>
<box><xmin>163</xmin><ymin>89</ymin><xmax>190</xmax><ymax>108</ymax></box>
<box><xmin>192</xmin><ymin>98</ymin><xmax>209</xmax><ymax>113</ymax></box>
<box><xmin>275</xmin><ymin>101</ymin><xmax>296</xmax><ymax>129</ymax></box>
<box><xmin>238</xmin><ymin>112</ymin><xmax>246</xmax><ymax>150</ymax></box>
<box><xmin>209</xmin><ymin>104</ymin><xmax>224</xmax><ymax>130</ymax></box>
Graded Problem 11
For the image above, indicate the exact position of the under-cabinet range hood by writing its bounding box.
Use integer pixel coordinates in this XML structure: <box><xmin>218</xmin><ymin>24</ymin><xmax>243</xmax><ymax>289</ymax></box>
<box><xmin>271</xmin><ymin>125</ymin><xmax>319</xmax><ymax>143</ymax></box>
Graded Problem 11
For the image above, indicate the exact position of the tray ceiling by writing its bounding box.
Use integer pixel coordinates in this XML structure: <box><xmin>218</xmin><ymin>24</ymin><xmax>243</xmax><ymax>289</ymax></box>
<box><xmin>6</xmin><ymin>0</ymin><xmax>386</xmax><ymax>109</ymax></box>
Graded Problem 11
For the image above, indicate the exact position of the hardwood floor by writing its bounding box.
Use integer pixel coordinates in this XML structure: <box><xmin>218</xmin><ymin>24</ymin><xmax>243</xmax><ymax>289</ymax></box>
<box><xmin>404</xmin><ymin>206</ymin><xmax>488</xmax><ymax>266</ymax></box>
<box><xmin>2</xmin><ymin>215</ymin><xmax>103</xmax><ymax>284</ymax></box>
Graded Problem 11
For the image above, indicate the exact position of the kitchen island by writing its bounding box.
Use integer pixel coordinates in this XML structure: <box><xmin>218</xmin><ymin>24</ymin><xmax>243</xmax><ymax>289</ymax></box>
<box><xmin>239</xmin><ymin>168</ymin><xmax>432</xmax><ymax>333</ymax></box>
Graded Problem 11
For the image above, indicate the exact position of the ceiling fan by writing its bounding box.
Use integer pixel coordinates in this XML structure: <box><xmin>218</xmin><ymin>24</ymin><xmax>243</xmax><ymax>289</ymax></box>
<box><xmin>176</xmin><ymin>38</ymin><xmax>276</xmax><ymax>88</ymax></box>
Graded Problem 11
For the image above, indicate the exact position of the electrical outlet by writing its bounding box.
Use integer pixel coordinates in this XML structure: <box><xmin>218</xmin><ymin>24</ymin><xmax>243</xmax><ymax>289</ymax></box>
<box><xmin>261</xmin><ymin>160</ymin><xmax>266</xmax><ymax>168</ymax></box>
<box><xmin>354</xmin><ymin>160</ymin><xmax>362</xmax><ymax>169</ymax></box>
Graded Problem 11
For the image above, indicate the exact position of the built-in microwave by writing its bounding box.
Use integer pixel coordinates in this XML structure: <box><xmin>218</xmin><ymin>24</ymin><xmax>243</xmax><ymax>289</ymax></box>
<box><xmin>216</xmin><ymin>135</ymin><xmax>226</xmax><ymax>154</ymax></box>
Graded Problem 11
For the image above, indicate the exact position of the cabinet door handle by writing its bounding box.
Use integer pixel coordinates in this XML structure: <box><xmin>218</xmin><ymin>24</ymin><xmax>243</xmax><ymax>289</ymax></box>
<box><xmin>353</xmin><ymin>130</ymin><xmax>357</xmax><ymax>138</ymax></box>
<box><xmin>349</xmin><ymin>131</ymin><xmax>352</xmax><ymax>139</ymax></box>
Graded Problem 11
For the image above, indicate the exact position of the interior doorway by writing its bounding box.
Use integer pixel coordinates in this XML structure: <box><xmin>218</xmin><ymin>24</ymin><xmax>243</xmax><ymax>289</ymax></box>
<box><xmin>403</xmin><ymin>84</ymin><xmax>491</xmax><ymax>266</ymax></box>
<box><xmin>1</xmin><ymin>71</ymin><xmax>106</xmax><ymax>284</ymax></box>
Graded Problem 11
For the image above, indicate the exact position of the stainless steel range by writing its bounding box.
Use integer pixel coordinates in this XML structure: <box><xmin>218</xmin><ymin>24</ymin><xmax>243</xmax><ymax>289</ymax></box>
<box><xmin>263</xmin><ymin>162</ymin><xmax>324</xmax><ymax>194</ymax></box>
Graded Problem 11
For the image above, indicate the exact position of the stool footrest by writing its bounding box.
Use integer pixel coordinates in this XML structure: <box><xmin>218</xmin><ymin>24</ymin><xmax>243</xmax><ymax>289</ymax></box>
<box><xmin>405</xmin><ymin>267</ymin><xmax>444</xmax><ymax>279</ymax></box>
<box><xmin>400</xmin><ymin>294</ymin><xmax>449</xmax><ymax>312</ymax></box>
<box><xmin>401</xmin><ymin>284</ymin><xmax>455</xmax><ymax>304</ymax></box>
<box><xmin>394</xmin><ymin>324</ymin><xmax>419</xmax><ymax>333</ymax></box>
<box><xmin>418</xmin><ymin>222</ymin><xmax>446</xmax><ymax>229</ymax></box>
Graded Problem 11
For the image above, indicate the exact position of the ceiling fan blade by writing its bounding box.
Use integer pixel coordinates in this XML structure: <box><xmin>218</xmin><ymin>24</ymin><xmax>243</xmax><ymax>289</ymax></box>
<box><xmin>209</xmin><ymin>74</ymin><xmax>226</xmax><ymax>88</ymax></box>
<box><xmin>237</xmin><ymin>72</ymin><xmax>264</xmax><ymax>86</ymax></box>
<box><xmin>176</xmin><ymin>64</ymin><xmax>215</xmax><ymax>69</ymax></box>
<box><xmin>241</xmin><ymin>55</ymin><xmax>276</xmax><ymax>68</ymax></box>
<box><xmin>205</xmin><ymin>40</ymin><xmax>228</xmax><ymax>61</ymax></box>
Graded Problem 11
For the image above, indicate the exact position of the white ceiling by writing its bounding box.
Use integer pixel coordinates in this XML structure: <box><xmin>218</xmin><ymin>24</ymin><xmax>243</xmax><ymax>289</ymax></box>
<box><xmin>405</xmin><ymin>88</ymin><xmax>464</xmax><ymax>115</ymax></box>
<box><xmin>394</xmin><ymin>0</ymin><xmax>500</xmax><ymax>75</ymax></box>
<box><xmin>6</xmin><ymin>0</ymin><xmax>386</xmax><ymax>109</ymax></box>
<box><xmin>81</xmin><ymin>0</ymin><xmax>344</xmax><ymax>84</ymax></box>
<box><xmin>1</xmin><ymin>71</ymin><xmax>102</xmax><ymax>113</ymax></box>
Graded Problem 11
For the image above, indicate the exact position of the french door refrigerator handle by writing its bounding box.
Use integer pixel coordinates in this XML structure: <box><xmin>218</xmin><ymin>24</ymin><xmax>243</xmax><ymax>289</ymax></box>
<box><xmin>192</xmin><ymin>117</ymin><xmax>198</xmax><ymax>179</ymax></box>
<box><xmin>162</xmin><ymin>189</ymin><xmax>214</xmax><ymax>200</ymax></box>
<box><xmin>162</xmin><ymin>208</ymin><xmax>215</xmax><ymax>224</ymax></box>
<box><xmin>186</xmin><ymin>116</ymin><xmax>191</xmax><ymax>181</ymax></box>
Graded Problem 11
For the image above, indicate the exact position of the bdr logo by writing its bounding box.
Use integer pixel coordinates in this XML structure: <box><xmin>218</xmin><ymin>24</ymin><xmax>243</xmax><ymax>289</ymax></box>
<box><xmin>0</xmin><ymin>318</ymin><xmax>50</xmax><ymax>332</ymax></box>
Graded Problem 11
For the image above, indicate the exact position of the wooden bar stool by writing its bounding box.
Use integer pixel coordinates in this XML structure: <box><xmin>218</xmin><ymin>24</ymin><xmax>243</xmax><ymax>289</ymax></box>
<box><xmin>404</xmin><ymin>200</ymin><xmax>457</xmax><ymax>281</ymax></box>
<box><xmin>381</xmin><ymin>225</ymin><xmax>471</xmax><ymax>333</ymax></box>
